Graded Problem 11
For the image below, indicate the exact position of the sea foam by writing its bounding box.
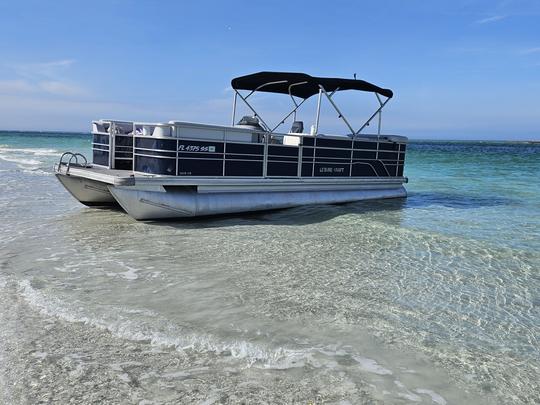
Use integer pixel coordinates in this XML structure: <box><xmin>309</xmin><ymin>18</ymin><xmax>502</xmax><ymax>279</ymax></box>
<box><xmin>18</xmin><ymin>278</ymin><xmax>399</xmax><ymax>375</ymax></box>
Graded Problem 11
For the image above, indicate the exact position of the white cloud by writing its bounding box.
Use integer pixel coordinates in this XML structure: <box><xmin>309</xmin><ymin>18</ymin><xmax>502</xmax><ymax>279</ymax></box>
<box><xmin>0</xmin><ymin>78</ymin><xmax>86</xmax><ymax>97</ymax></box>
<box><xmin>11</xmin><ymin>59</ymin><xmax>76</xmax><ymax>79</ymax></box>
<box><xmin>475</xmin><ymin>15</ymin><xmax>507</xmax><ymax>24</ymax></box>
<box><xmin>0</xmin><ymin>79</ymin><xmax>35</xmax><ymax>94</ymax></box>
<box><xmin>38</xmin><ymin>80</ymin><xmax>86</xmax><ymax>96</ymax></box>
<box><xmin>519</xmin><ymin>47</ymin><xmax>540</xmax><ymax>55</ymax></box>
<box><xmin>1</xmin><ymin>59</ymin><xmax>89</xmax><ymax>98</ymax></box>
<box><xmin>0</xmin><ymin>92</ymin><xmax>229</xmax><ymax>132</ymax></box>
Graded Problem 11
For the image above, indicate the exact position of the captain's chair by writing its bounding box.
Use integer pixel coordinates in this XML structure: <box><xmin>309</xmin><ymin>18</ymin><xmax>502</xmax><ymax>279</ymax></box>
<box><xmin>236</xmin><ymin>115</ymin><xmax>264</xmax><ymax>130</ymax></box>
<box><xmin>290</xmin><ymin>121</ymin><xmax>304</xmax><ymax>133</ymax></box>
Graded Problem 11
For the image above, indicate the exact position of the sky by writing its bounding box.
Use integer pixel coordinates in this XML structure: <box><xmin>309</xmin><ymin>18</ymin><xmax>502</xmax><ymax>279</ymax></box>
<box><xmin>0</xmin><ymin>0</ymin><xmax>538</xmax><ymax>140</ymax></box>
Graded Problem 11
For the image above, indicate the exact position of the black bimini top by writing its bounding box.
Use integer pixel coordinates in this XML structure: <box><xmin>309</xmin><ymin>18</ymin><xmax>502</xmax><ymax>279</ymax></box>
<box><xmin>231</xmin><ymin>71</ymin><xmax>393</xmax><ymax>99</ymax></box>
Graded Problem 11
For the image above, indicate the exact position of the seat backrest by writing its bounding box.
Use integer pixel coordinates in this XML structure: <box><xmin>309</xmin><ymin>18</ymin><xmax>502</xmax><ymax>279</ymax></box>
<box><xmin>237</xmin><ymin>115</ymin><xmax>262</xmax><ymax>128</ymax></box>
<box><xmin>290</xmin><ymin>121</ymin><xmax>304</xmax><ymax>133</ymax></box>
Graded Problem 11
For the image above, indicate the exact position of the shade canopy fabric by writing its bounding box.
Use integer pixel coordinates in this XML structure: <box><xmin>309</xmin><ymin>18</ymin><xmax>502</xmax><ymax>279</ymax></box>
<box><xmin>231</xmin><ymin>71</ymin><xmax>393</xmax><ymax>99</ymax></box>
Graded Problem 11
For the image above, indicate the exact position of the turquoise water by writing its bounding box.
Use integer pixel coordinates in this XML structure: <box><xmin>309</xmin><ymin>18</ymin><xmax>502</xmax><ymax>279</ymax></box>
<box><xmin>0</xmin><ymin>131</ymin><xmax>538</xmax><ymax>404</ymax></box>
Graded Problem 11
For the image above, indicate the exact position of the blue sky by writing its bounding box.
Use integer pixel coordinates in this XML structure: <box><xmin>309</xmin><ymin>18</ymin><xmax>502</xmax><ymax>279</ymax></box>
<box><xmin>0</xmin><ymin>0</ymin><xmax>538</xmax><ymax>139</ymax></box>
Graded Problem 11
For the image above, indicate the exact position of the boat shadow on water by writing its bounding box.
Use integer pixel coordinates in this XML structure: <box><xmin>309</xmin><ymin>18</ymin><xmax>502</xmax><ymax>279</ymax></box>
<box><xmin>62</xmin><ymin>198</ymin><xmax>409</xmax><ymax>229</ymax></box>
<box><xmin>64</xmin><ymin>191</ymin><xmax>513</xmax><ymax>231</ymax></box>
<box><xmin>143</xmin><ymin>191</ymin><xmax>514</xmax><ymax>228</ymax></box>
<box><xmin>145</xmin><ymin>198</ymin><xmax>410</xmax><ymax>228</ymax></box>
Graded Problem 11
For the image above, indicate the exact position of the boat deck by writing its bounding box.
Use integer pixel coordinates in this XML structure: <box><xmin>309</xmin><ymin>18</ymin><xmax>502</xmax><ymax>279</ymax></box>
<box><xmin>56</xmin><ymin>164</ymin><xmax>135</xmax><ymax>186</ymax></box>
<box><xmin>56</xmin><ymin>163</ymin><xmax>407</xmax><ymax>194</ymax></box>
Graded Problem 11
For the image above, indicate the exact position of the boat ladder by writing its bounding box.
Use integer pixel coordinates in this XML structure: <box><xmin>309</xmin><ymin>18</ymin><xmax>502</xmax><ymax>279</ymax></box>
<box><xmin>55</xmin><ymin>152</ymin><xmax>90</xmax><ymax>174</ymax></box>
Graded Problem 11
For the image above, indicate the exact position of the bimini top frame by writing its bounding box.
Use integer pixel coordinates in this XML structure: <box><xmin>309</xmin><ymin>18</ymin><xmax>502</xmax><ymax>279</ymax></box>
<box><xmin>230</xmin><ymin>71</ymin><xmax>394</xmax><ymax>136</ymax></box>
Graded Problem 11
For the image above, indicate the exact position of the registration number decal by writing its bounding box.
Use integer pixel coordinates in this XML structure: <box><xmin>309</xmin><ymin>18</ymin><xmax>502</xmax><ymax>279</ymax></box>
<box><xmin>178</xmin><ymin>144</ymin><xmax>216</xmax><ymax>152</ymax></box>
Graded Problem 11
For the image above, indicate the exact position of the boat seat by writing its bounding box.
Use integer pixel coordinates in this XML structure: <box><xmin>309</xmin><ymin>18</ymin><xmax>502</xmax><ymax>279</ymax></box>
<box><xmin>290</xmin><ymin>121</ymin><xmax>304</xmax><ymax>133</ymax></box>
<box><xmin>236</xmin><ymin>115</ymin><xmax>263</xmax><ymax>130</ymax></box>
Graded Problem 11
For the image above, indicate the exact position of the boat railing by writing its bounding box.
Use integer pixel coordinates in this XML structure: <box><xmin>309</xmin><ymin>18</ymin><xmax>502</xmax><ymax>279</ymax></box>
<box><xmin>91</xmin><ymin>119</ymin><xmax>405</xmax><ymax>178</ymax></box>
<box><xmin>92</xmin><ymin>119</ymin><xmax>305</xmax><ymax>174</ymax></box>
<box><xmin>92</xmin><ymin>119</ymin><xmax>405</xmax><ymax>141</ymax></box>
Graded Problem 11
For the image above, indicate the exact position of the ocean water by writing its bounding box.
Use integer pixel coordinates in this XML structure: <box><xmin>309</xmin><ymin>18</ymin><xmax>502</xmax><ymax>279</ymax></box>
<box><xmin>0</xmin><ymin>131</ymin><xmax>538</xmax><ymax>404</ymax></box>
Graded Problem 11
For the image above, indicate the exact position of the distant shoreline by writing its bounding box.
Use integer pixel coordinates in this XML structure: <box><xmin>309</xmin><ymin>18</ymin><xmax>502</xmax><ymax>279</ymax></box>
<box><xmin>409</xmin><ymin>139</ymin><xmax>540</xmax><ymax>144</ymax></box>
<box><xmin>0</xmin><ymin>129</ymin><xmax>538</xmax><ymax>143</ymax></box>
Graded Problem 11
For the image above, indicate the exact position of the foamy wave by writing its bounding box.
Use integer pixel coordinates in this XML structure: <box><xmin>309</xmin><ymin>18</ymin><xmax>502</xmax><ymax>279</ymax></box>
<box><xmin>0</xmin><ymin>146</ymin><xmax>60</xmax><ymax>170</ymax></box>
<box><xmin>353</xmin><ymin>355</ymin><xmax>393</xmax><ymax>375</ymax></box>
<box><xmin>0</xmin><ymin>147</ymin><xmax>59</xmax><ymax>156</ymax></box>
<box><xmin>22</xmin><ymin>168</ymin><xmax>52</xmax><ymax>176</ymax></box>
<box><xmin>17</xmin><ymin>279</ymin><xmax>384</xmax><ymax>371</ymax></box>
<box><xmin>414</xmin><ymin>389</ymin><xmax>447</xmax><ymax>405</ymax></box>
<box><xmin>18</xmin><ymin>279</ymin><xmax>313</xmax><ymax>367</ymax></box>
<box><xmin>0</xmin><ymin>155</ymin><xmax>41</xmax><ymax>166</ymax></box>
<box><xmin>15</xmin><ymin>278</ymin><xmax>451</xmax><ymax>403</ymax></box>
<box><xmin>107</xmin><ymin>261</ymin><xmax>140</xmax><ymax>280</ymax></box>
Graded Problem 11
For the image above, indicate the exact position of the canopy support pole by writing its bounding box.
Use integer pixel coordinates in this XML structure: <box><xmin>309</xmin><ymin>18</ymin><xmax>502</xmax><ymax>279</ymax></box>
<box><xmin>245</xmin><ymin>80</ymin><xmax>289</xmax><ymax>100</ymax></box>
<box><xmin>375</xmin><ymin>93</ymin><xmax>382</xmax><ymax>135</ymax></box>
<box><xmin>231</xmin><ymin>75</ymin><xmax>394</xmax><ymax>137</ymax></box>
<box><xmin>287</xmin><ymin>82</ymin><xmax>307</xmax><ymax>123</ymax></box>
<box><xmin>234</xmin><ymin>90</ymin><xmax>272</xmax><ymax>132</ymax></box>
<box><xmin>235</xmin><ymin>90</ymin><xmax>272</xmax><ymax>132</ymax></box>
<box><xmin>314</xmin><ymin>89</ymin><xmax>322</xmax><ymax>135</ymax></box>
<box><xmin>231</xmin><ymin>91</ymin><xmax>238</xmax><ymax>126</ymax></box>
<box><xmin>356</xmin><ymin>96</ymin><xmax>390</xmax><ymax>136</ymax></box>
<box><xmin>270</xmin><ymin>97</ymin><xmax>308</xmax><ymax>132</ymax></box>
<box><xmin>319</xmin><ymin>85</ymin><xmax>355</xmax><ymax>135</ymax></box>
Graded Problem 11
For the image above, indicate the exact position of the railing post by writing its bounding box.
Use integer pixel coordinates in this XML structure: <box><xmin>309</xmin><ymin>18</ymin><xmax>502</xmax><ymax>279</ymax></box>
<box><xmin>132</xmin><ymin>122</ymin><xmax>136</xmax><ymax>171</ymax></box>
<box><xmin>297</xmin><ymin>134</ymin><xmax>303</xmax><ymax>177</ymax></box>
<box><xmin>222</xmin><ymin>134</ymin><xmax>227</xmax><ymax>176</ymax></box>
<box><xmin>109</xmin><ymin>122</ymin><xmax>115</xmax><ymax>169</ymax></box>
<box><xmin>176</xmin><ymin>138</ymin><xmax>179</xmax><ymax>176</ymax></box>
<box><xmin>263</xmin><ymin>132</ymin><xmax>268</xmax><ymax>178</ymax></box>
<box><xmin>349</xmin><ymin>139</ymin><xmax>353</xmax><ymax>176</ymax></box>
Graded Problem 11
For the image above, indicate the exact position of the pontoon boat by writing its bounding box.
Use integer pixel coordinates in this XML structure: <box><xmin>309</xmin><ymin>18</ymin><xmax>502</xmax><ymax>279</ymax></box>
<box><xmin>55</xmin><ymin>72</ymin><xmax>408</xmax><ymax>220</ymax></box>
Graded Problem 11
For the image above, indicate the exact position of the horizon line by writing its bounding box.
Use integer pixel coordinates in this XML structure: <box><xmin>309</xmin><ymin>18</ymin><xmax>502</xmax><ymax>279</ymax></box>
<box><xmin>0</xmin><ymin>128</ymin><xmax>538</xmax><ymax>143</ymax></box>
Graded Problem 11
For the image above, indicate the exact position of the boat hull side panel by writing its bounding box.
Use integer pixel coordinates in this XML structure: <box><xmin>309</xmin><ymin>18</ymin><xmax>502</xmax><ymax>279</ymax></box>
<box><xmin>108</xmin><ymin>185</ymin><xmax>407</xmax><ymax>220</ymax></box>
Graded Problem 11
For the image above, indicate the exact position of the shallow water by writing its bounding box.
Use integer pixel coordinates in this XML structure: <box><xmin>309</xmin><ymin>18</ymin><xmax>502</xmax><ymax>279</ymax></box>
<box><xmin>0</xmin><ymin>131</ymin><xmax>539</xmax><ymax>404</ymax></box>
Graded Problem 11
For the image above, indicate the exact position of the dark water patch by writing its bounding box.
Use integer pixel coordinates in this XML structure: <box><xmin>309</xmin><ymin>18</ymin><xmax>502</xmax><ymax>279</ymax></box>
<box><xmin>408</xmin><ymin>140</ymin><xmax>540</xmax><ymax>156</ymax></box>
<box><xmin>406</xmin><ymin>192</ymin><xmax>515</xmax><ymax>209</ymax></box>
<box><xmin>0</xmin><ymin>131</ymin><xmax>90</xmax><ymax>140</ymax></box>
